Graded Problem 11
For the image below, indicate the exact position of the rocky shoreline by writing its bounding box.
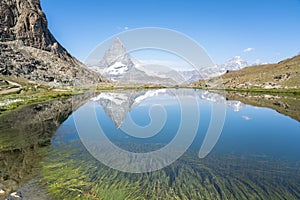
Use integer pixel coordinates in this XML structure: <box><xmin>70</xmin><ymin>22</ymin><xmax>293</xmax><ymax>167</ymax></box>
<box><xmin>0</xmin><ymin>178</ymin><xmax>50</xmax><ymax>200</ymax></box>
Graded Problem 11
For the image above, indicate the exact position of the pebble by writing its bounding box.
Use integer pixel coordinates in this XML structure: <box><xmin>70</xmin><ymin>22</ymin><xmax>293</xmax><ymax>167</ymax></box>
<box><xmin>11</xmin><ymin>192</ymin><xmax>22</xmax><ymax>198</ymax></box>
<box><xmin>6</xmin><ymin>191</ymin><xmax>22</xmax><ymax>200</ymax></box>
<box><xmin>0</xmin><ymin>189</ymin><xmax>5</xmax><ymax>194</ymax></box>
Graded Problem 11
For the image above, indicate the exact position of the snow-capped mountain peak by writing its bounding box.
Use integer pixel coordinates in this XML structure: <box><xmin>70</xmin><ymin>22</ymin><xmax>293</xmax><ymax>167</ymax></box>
<box><xmin>95</xmin><ymin>38</ymin><xmax>135</xmax><ymax>81</ymax></box>
<box><xmin>103</xmin><ymin>37</ymin><xmax>127</xmax><ymax>63</ymax></box>
<box><xmin>219</xmin><ymin>56</ymin><xmax>248</xmax><ymax>73</ymax></box>
<box><xmin>91</xmin><ymin>38</ymin><xmax>187</xmax><ymax>84</ymax></box>
<box><xmin>90</xmin><ymin>37</ymin><xmax>250</xmax><ymax>84</ymax></box>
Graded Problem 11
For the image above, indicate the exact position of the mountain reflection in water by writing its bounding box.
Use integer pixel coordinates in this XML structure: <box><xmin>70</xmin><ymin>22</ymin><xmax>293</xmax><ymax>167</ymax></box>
<box><xmin>0</xmin><ymin>89</ymin><xmax>299</xmax><ymax>200</ymax></box>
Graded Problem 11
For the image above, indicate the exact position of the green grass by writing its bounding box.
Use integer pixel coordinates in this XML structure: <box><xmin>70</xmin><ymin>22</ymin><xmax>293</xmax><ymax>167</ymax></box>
<box><xmin>39</xmin><ymin>143</ymin><xmax>300</xmax><ymax>200</ymax></box>
<box><xmin>189</xmin><ymin>86</ymin><xmax>300</xmax><ymax>96</ymax></box>
<box><xmin>222</xmin><ymin>88</ymin><xmax>300</xmax><ymax>96</ymax></box>
<box><xmin>0</xmin><ymin>82</ymin><xmax>173</xmax><ymax>115</ymax></box>
<box><xmin>193</xmin><ymin>55</ymin><xmax>300</xmax><ymax>90</ymax></box>
<box><xmin>0</xmin><ymin>89</ymin><xmax>74</xmax><ymax>115</ymax></box>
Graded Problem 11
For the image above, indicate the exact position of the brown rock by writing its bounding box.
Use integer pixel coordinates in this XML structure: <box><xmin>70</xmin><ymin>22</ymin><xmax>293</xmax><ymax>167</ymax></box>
<box><xmin>1</xmin><ymin>0</ymin><xmax>66</xmax><ymax>58</ymax></box>
<box><xmin>0</xmin><ymin>0</ymin><xmax>105</xmax><ymax>86</ymax></box>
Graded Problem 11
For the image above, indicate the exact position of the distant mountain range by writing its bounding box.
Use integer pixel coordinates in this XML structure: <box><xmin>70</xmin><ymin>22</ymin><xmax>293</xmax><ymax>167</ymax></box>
<box><xmin>89</xmin><ymin>38</ymin><xmax>249</xmax><ymax>85</ymax></box>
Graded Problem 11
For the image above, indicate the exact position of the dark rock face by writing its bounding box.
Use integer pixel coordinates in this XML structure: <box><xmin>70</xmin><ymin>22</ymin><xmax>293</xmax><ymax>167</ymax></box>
<box><xmin>0</xmin><ymin>0</ymin><xmax>67</xmax><ymax>58</ymax></box>
<box><xmin>0</xmin><ymin>0</ymin><xmax>104</xmax><ymax>86</ymax></box>
<box><xmin>0</xmin><ymin>42</ymin><xmax>104</xmax><ymax>85</ymax></box>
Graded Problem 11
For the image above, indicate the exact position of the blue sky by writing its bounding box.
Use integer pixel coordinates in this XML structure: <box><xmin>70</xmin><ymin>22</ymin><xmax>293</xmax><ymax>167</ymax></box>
<box><xmin>41</xmin><ymin>0</ymin><xmax>300</xmax><ymax>65</ymax></box>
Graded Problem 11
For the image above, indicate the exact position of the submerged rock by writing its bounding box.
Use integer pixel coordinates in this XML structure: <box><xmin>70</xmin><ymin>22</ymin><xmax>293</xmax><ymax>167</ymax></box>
<box><xmin>6</xmin><ymin>191</ymin><xmax>22</xmax><ymax>200</ymax></box>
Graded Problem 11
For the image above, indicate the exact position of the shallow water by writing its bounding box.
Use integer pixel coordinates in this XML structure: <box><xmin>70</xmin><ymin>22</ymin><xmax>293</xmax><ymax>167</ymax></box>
<box><xmin>0</xmin><ymin>89</ymin><xmax>299</xmax><ymax>199</ymax></box>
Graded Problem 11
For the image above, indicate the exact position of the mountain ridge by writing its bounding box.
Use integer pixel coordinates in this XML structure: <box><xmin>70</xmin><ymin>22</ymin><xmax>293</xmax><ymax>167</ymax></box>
<box><xmin>91</xmin><ymin>38</ymin><xmax>186</xmax><ymax>85</ymax></box>
<box><xmin>0</xmin><ymin>0</ymin><xmax>104</xmax><ymax>86</ymax></box>
<box><xmin>193</xmin><ymin>55</ymin><xmax>300</xmax><ymax>90</ymax></box>
<box><xmin>90</xmin><ymin>38</ymin><xmax>250</xmax><ymax>85</ymax></box>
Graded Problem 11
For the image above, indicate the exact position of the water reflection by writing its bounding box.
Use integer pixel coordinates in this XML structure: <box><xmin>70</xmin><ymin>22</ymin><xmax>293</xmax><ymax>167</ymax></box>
<box><xmin>226</xmin><ymin>91</ymin><xmax>300</xmax><ymax>122</ymax></box>
<box><xmin>91</xmin><ymin>89</ymin><xmax>251</xmax><ymax>127</ymax></box>
<box><xmin>42</xmin><ymin>89</ymin><xmax>299</xmax><ymax>199</ymax></box>
<box><xmin>1</xmin><ymin>89</ymin><xmax>299</xmax><ymax>199</ymax></box>
<box><xmin>0</xmin><ymin>95</ymin><xmax>90</xmax><ymax>198</ymax></box>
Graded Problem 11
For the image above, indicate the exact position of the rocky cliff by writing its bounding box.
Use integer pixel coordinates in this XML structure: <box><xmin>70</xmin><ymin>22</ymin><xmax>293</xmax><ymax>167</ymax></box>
<box><xmin>0</xmin><ymin>0</ymin><xmax>104</xmax><ymax>86</ymax></box>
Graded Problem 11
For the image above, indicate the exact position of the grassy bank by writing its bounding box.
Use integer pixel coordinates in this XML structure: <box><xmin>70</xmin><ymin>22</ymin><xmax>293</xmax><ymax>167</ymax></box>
<box><xmin>0</xmin><ymin>89</ymin><xmax>74</xmax><ymax>115</ymax></box>
<box><xmin>223</xmin><ymin>88</ymin><xmax>300</xmax><ymax>95</ymax></box>
<box><xmin>1</xmin><ymin>77</ymin><xmax>299</xmax><ymax>116</ymax></box>
<box><xmin>188</xmin><ymin>86</ymin><xmax>300</xmax><ymax>96</ymax></box>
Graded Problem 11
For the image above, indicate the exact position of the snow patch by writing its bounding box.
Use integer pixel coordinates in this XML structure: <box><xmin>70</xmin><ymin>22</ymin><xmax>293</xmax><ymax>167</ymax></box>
<box><xmin>104</xmin><ymin>62</ymin><xmax>129</xmax><ymax>75</ymax></box>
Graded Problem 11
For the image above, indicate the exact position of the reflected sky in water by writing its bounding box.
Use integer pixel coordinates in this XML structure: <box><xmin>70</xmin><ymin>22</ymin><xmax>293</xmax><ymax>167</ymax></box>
<box><xmin>47</xmin><ymin>89</ymin><xmax>300</xmax><ymax>199</ymax></box>
<box><xmin>56</xmin><ymin>89</ymin><xmax>300</xmax><ymax>162</ymax></box>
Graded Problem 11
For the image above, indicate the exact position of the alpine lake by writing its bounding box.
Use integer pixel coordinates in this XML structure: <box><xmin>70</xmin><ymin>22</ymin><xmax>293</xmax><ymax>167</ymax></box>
<box><xmin>0</xmin><ymin>89</ymin><xmax>299</xmax><ymax>200</ymax></box>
